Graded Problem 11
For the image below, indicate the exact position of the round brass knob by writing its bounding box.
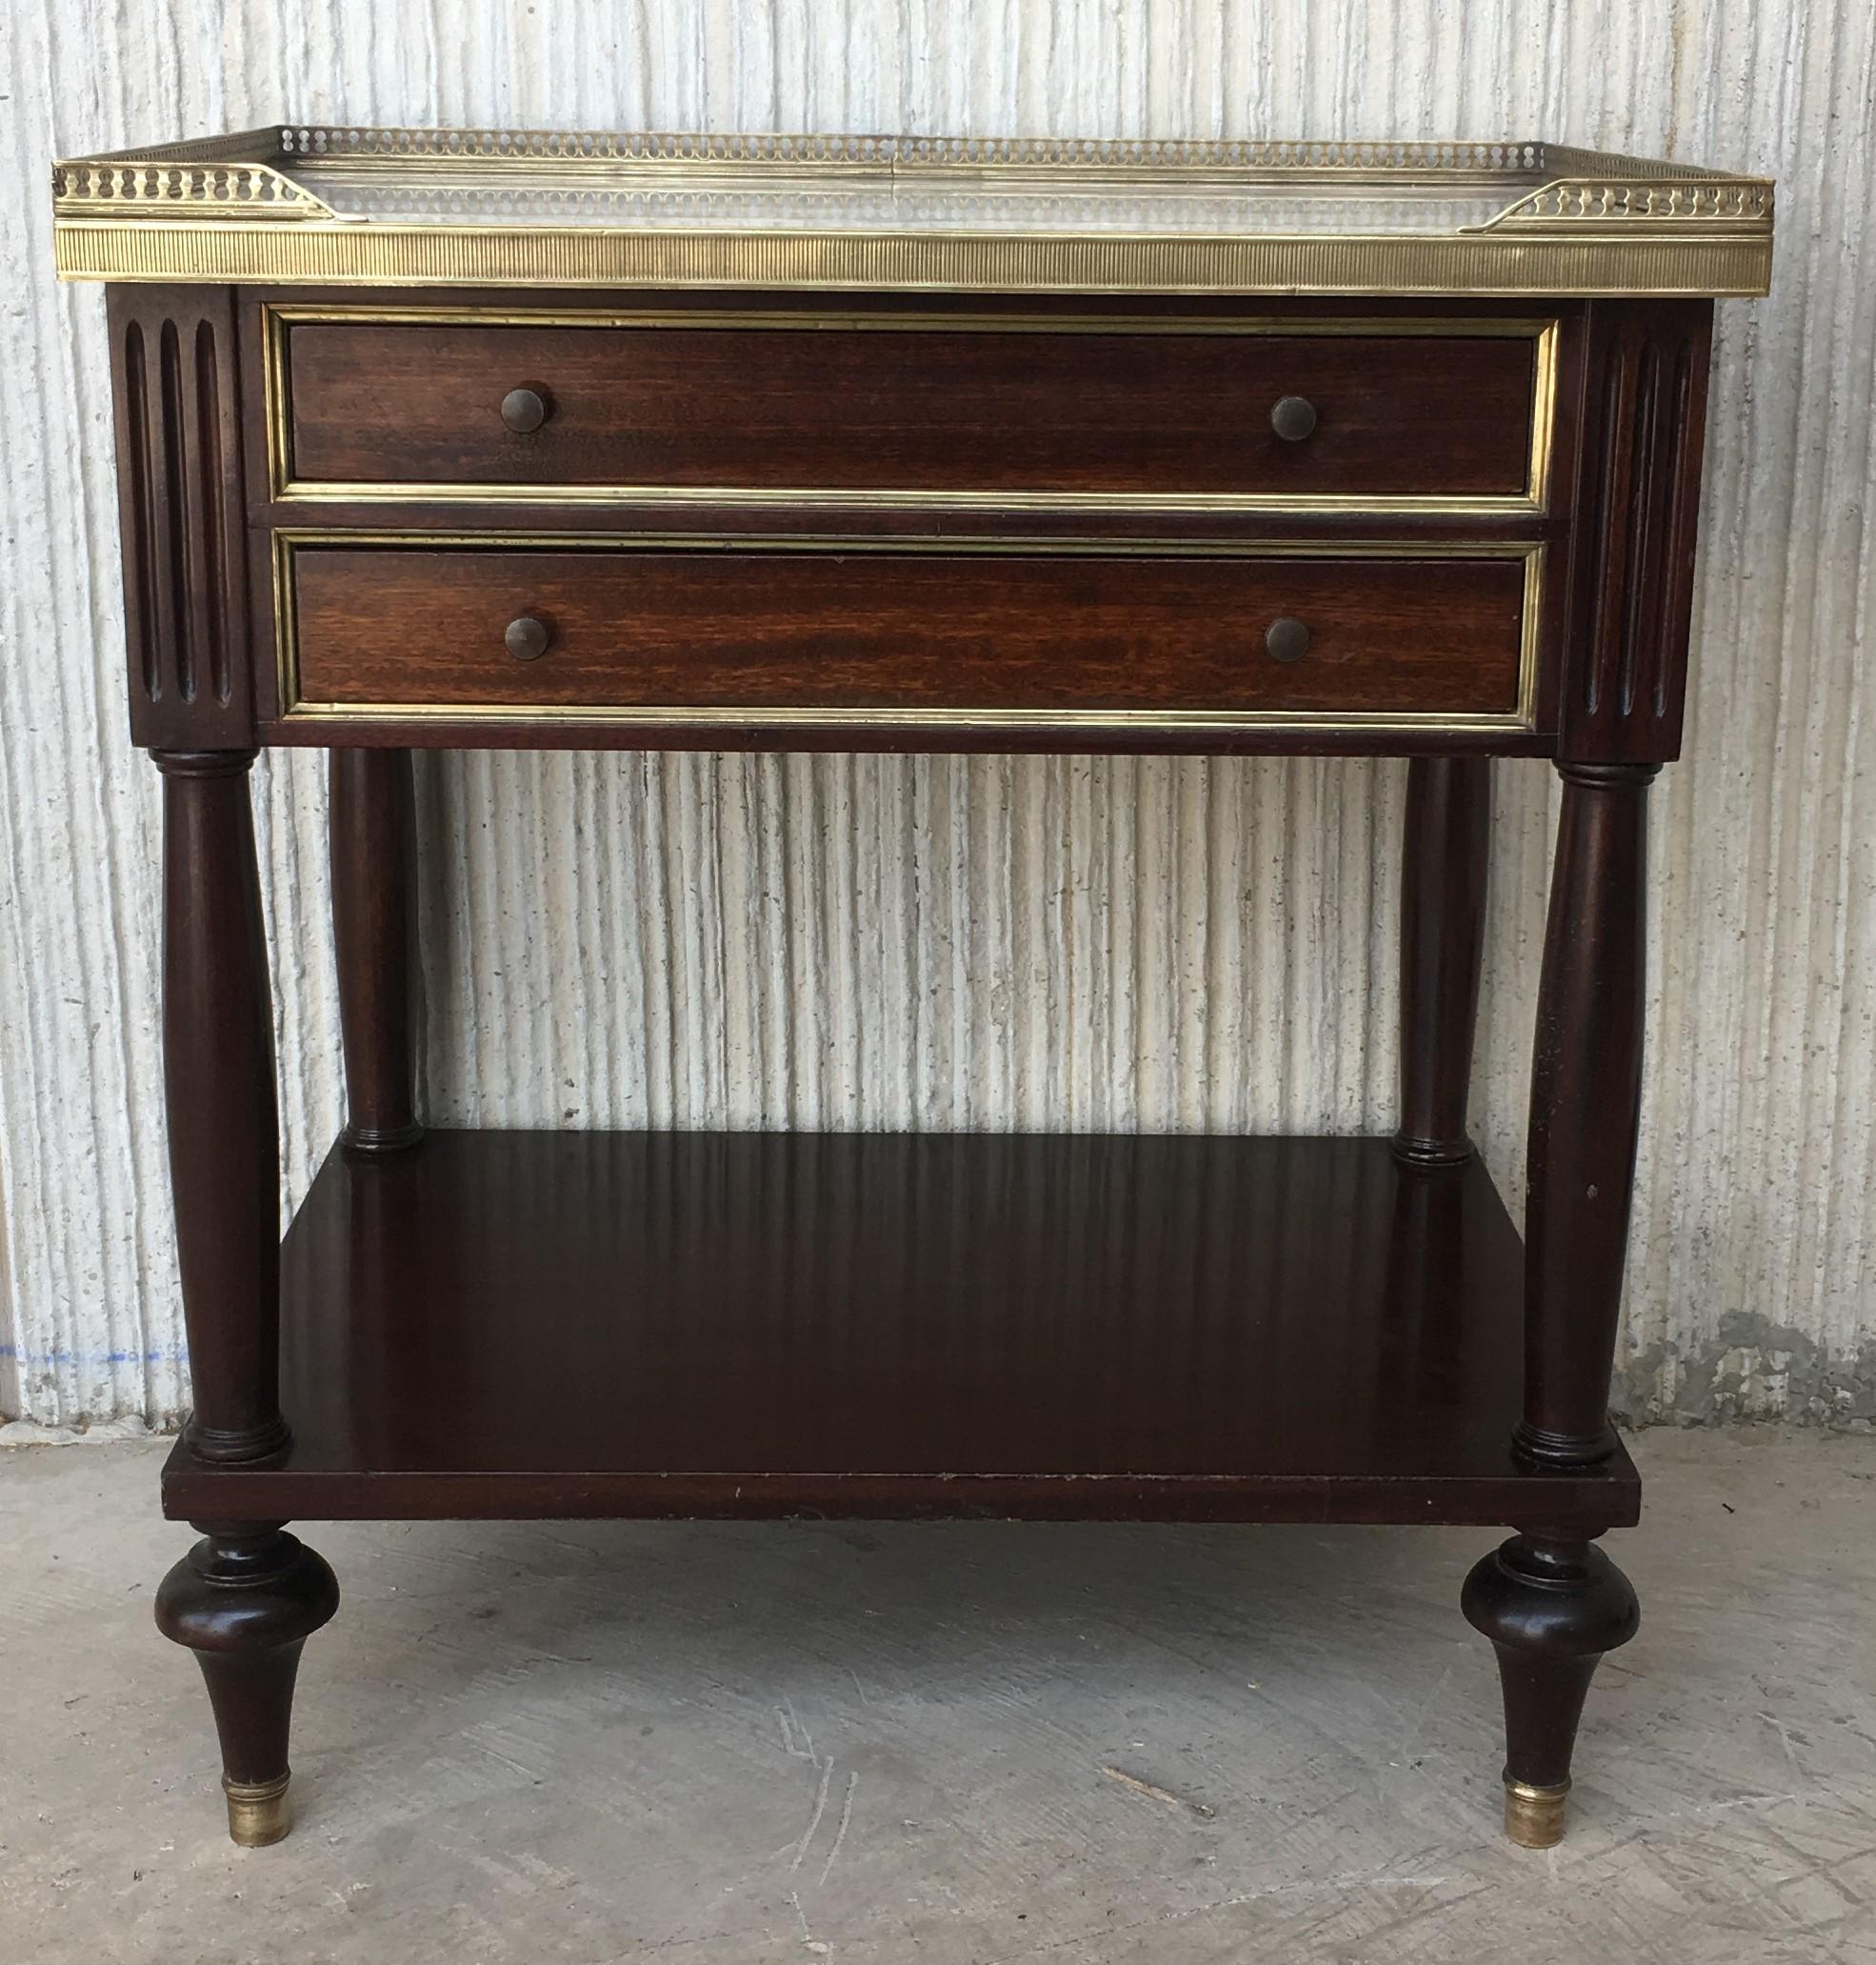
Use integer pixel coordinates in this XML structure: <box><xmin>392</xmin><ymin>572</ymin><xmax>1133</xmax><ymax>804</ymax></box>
<box><xmin>504</xmin><ymin>614</ymin><xmax>551</xmax><ymax>662</ymax></box>
<box><xmin>1265</xmin><ymin>616</ymin><xmax>1311</xmax><ymax>663</ymax></box>
<box><xmin>500</xmin><ymin>386</ymin><xmax>549</xmax><ymax>434</ymax></box>
<box><xmin>1270</xmin><ymin>394</ymin><xmax>1318</xmax><ymax>442</ymax></box>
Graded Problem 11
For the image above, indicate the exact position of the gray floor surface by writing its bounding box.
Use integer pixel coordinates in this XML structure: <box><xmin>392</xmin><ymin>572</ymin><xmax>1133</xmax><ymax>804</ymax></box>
<box><xmin>2</xmin><ymin>1429</ymin><xmax>1872</xmax><ymax>1963</ymax></box>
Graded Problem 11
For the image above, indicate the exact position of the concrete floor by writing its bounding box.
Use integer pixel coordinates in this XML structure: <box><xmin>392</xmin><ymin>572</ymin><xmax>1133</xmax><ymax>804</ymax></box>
<box><xmin>2</xmin><ymin>1432</ymin><xmax>1872</xmax><ymax>1963</ymax></box>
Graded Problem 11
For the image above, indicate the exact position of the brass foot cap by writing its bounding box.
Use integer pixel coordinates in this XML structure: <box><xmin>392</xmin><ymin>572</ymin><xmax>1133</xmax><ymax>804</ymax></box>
<box><xmin>223</xmin><ymin>1772</ymin><xmax>291</xmax><ymax>1847</ymax></box>
<box><xmin>1503</xmin><ymin>1776</ymin><xmax>1570</xmax><ymax>1849</ymax></box>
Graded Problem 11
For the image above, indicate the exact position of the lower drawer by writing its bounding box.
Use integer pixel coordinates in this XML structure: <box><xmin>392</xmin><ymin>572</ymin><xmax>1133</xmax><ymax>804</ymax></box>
<box><xmin>283</xmin><ymin>543</ymin><xmax>1536</xmax><ymax>727</ymax></box>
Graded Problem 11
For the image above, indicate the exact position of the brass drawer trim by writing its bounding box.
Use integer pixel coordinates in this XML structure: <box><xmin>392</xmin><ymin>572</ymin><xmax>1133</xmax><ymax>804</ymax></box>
<box><xmin>273</xmin><ymin>529</ymin><xmax>1544</xmax><ymax>738</ymax></box>
<box><xmin>264</xmin><ymin>307</ymin><xmax>1560</xmax><ymax>518</ymax></box>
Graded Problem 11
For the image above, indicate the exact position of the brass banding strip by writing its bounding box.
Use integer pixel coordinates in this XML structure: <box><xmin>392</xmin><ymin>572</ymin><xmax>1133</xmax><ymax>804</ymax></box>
<box><xmin>55</xmin><ymin>224</ymin><xmax>1774</xmax><ymax>299</ymax></box>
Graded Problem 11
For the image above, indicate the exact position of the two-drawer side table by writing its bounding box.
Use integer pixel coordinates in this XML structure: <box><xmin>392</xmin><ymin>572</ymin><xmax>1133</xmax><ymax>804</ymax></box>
<box><xmin>50</xmin><ymin>127</ymin><xmax>1773</xmax><ymax>1851</ymax></box>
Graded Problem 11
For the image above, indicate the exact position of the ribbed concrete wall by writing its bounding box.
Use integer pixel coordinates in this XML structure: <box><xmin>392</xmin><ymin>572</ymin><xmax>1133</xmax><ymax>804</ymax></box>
<box><xmin>2</xmin><ymin>1</ymin><xmax>1870</xmax><ymax>1432</ymax></box>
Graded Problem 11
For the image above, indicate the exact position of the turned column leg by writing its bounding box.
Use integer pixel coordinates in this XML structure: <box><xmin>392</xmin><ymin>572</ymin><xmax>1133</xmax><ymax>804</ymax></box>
<box><xmin>1466</xmin><ymin>759</ymin><xmax>1656</xmax><ymax>1846</ymax></box>
<box><xmin>154</xmin><ymin>748</ymin><xmax>337</xmax><ymax>1844</ymax></box>
<box><xmin>330</xmin><ymin>748</ymin><xmax>423</xmax><ymax>1153</ymax></box>
<box><xmin>156</xmin><ymin>1525</ymin><xmax>340</xmax><ymax>1845</ymax></box>
<box><xmin>157</xmin><ymin>748</ymin><xmax>290</xmax><ymax>1466</ymax></box>
<box><xmin>1518</xmin><ymin>761</ymin><xmax>1656</xmax><ymax>1468</ymax></box>
<box><xmin>1393</xmin><ymin>757</ymin><xmax>1491</xmax><ymax>1165</ymax></box>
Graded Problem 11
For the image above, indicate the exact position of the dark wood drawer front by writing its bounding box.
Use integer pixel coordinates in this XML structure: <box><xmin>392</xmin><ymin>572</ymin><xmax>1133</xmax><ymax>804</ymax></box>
<box><xmin>289</xmin><ymin>547</ymin><xmax>1531</xmax><ymax>721</ymax></box>
<box><xmin>279</xmin><ymin>319</ymin><xmax>1544</xmax><ymax>505</ymax></box>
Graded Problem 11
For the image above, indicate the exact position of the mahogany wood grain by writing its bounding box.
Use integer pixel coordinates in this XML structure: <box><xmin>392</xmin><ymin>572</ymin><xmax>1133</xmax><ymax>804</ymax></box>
<box><xmin>329</xmin><ymin>749</ymin><xmax>423</xmax><ymax>1152</ymax></box>
<box><xmin>155</xmin><ymin>750</ymin><xmax>289</xmax><ymax>1465</ymax></box>
<box><xmin>288</xmin><ymin>546</ymin><xmax>1530</xmax><ymax>719</ymax></box>
<box><xmin>234</xmin><ymin>286</ymin><xmax>1585</xmax><ymax>756</ymax></box>
<box><xmin>282</xmin><ymin>316</ymin><xmax>1541</xmax><ymax>500</ymax></box>
<box><xmin>162</xmin><ymin>1129</ymin><xmax>1639</xmax><ymax>1530</ymax></box>
<box><xmin>1394</xmin><ymin>757</ymin><xmax>1492</xmax><ymax>1164</ymax></box>
<box><xmin>1518</xmin><ymin>761</ymin><xmax>1657</xmax><ymax>1467</ymax></box>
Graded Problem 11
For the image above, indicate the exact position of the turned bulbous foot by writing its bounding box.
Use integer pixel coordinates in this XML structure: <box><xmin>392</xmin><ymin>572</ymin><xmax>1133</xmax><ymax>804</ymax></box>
<box><xmin>155</xmin><ymin>1523</ymin><xmax>340</xmax><ymax>1846</ymax></box>
<box><xmin>1462</xmin><ymin>1534</ymin><xmax>1639</xmax><ymax>1848</ymax></box>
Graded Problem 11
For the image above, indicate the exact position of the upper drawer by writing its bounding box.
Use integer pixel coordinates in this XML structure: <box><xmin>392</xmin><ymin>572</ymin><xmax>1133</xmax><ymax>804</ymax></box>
<box><xmin>269</xmin><ymin>310</ymin><xmax>1555</xmax><ymax>512</ymax></box>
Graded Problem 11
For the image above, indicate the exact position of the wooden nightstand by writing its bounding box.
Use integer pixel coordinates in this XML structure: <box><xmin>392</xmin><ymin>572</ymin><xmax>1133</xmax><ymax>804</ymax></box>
<box><xmin>52</xmin><ymin>127</ymin><xmax>1773</xmax><ymax>1851</ymax></box>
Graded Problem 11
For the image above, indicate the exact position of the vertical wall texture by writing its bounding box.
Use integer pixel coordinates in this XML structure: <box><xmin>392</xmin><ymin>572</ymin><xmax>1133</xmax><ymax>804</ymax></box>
<box><xmin>1</xmin><ymin>1</ymin><xmax>1870</xmax><ymax>1430</ymax></box>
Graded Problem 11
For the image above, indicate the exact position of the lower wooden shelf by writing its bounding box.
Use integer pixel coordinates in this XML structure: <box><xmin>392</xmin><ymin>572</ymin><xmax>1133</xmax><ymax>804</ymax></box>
<box><xmin>162</xmin><ymin>1129</ymin><xmax>1639</xmax><ymax>1529</ymax></box>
